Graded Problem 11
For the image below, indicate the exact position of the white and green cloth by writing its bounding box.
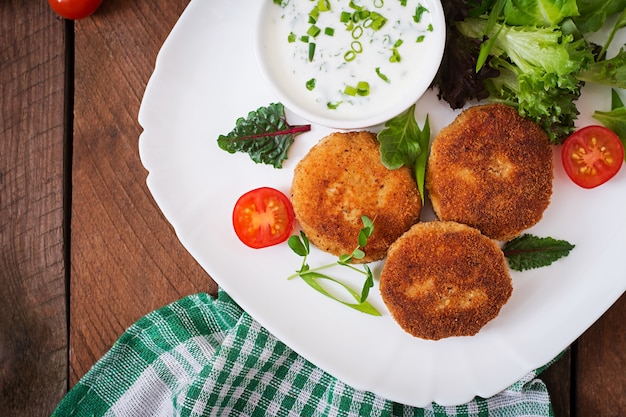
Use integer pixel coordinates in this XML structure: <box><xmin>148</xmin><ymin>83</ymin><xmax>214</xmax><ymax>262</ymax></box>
<box><xmin>53</xmin><ymin>290</ymin><xmax>556</xmax><ymax>416</ymax></box>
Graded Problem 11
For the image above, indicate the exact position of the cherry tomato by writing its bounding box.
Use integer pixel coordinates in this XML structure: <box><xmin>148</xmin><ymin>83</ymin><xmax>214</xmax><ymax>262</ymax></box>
<box><xmin>232</xmin><ymin>187</ymin><xmax>295</xmax><ymax>249</ymax></box>
<box><xmin>561</xmin><ymin>125</ymin><xmax>624</xmax><ymax>189</ymax></box>
<box><xmin>48</xmin><ymin>0</ymin><xmax>103</xmax><ymax>20</ymax></box>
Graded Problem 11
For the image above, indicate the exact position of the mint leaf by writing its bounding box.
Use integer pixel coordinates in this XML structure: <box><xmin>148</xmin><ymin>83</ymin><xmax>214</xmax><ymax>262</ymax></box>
<box><xmin>377</xmin><ymin>105</ymin><xmax>430</xmax><ymax>203</ymax></box>
<box><xmin>217</xmin><ymin>102</ymin><xmax>311</xmax><ymax>168</ymax></box>
<box><xmin>503</xmin><ymin>234</ymin><xmax>575</xmax><ymax>272</ymax></box>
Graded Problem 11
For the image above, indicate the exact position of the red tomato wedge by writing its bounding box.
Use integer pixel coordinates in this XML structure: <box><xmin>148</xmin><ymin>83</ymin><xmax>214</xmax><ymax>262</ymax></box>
<box><xmin>232</xmin><ymin>187</ymin><xmax>295</xmax><ymax>249</ymax></box>
<box><xmin>561</xmin><ymin>125</ymin><xmax>624</xmax><ymax>189</ymax></box>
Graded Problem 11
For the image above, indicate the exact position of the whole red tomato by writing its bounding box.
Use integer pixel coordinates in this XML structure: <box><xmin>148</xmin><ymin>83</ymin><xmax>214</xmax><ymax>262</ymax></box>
<box><xmin>48</xmin><ymin>0</ymin><xmax>104</xmax><ymax>20</ymax></box>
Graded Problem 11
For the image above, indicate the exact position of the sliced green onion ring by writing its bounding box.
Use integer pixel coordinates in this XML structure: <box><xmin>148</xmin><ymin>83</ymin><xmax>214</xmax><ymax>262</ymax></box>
<box><xmin>352</xmin><ymin>25</ymin><xmax>363</xmax><ymax>39</ymax></box>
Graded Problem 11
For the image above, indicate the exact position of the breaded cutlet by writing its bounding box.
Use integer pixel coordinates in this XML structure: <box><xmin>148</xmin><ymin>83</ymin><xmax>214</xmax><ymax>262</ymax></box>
<box><xmin>379</xmin><ymin>221</ymin><xmax>513</xmax><ymax>340</ymax></box>
<box><xmin>426</xmin><ymin>103</ymin><xmax>553</xmax><ymax>241</ymax></box>
<box><xmin>290</xmin><ymin>131</ymin><xmax>421</xmax><ymax>263</ymax></box>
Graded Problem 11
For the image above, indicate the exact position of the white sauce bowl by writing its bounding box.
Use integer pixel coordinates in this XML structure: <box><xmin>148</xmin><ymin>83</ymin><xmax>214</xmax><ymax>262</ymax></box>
<box><xmin>256</xmin><ymin>0</ymin><xmax>446</xmax><ymax>129</ymax></box>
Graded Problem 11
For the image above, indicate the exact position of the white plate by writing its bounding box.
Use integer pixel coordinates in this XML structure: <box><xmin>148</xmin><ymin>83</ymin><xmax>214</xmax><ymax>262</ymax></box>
<box><xmin>138</xmin><ymin>0</ymin><xmax>626</xmax><ymax>407</ymax></box>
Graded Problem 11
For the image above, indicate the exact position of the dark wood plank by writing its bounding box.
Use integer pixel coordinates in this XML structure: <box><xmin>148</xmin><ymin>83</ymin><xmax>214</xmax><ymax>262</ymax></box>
<box><xmin>576</xmin><ymin>293</ymin><xmax>625</xmax><ymax>417</ymax></box>
<box><xmin>542</xmin><ymin>349</ymin><xmax>572</xmax><ymax>417</ymax></box>
<box><xmin>69</xmin><ymin>0</ymin><xmax>217</xmax><ymax>385</ymax></box>
<box><xmin>0</xmin><ymin>2</ymin><xmax>68</xmax><ymax>416</ymax></box>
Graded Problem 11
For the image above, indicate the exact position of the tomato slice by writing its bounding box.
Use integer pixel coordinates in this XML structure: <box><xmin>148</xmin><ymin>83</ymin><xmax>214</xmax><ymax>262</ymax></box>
<box><xmin>561</xmin><ymin>125</ymin><xmax>624</xmax><ymax>189</ymax></box>
<box><xmin>232</xmin><ymin>187</ymin><xmax>295</xmax><ymax>249</ymax></box>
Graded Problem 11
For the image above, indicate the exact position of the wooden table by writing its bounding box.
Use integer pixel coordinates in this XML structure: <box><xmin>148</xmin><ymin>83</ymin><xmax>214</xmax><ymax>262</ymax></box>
<box><xmin>1</xmin><ymin>1</ymin><xmax>624</xmax><ymax>416</ymax></box>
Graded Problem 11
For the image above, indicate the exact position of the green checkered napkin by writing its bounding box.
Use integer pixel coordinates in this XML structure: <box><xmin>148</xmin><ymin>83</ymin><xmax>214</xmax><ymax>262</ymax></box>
<box><xmin>52</xmin><ymin>290</ymin><xmax>555</xmax><ymax>417</ymax></box>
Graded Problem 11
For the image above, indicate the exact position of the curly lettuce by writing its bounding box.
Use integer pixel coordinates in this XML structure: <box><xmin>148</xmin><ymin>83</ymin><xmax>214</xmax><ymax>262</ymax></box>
<box><xmin>457</xmin><ymin>18</ymin><xmax>594</xmax><ymax>143</ymax></box>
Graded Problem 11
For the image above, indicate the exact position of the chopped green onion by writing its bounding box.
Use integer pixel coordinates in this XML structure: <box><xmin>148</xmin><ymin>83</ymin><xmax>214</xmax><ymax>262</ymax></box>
<box><xmin>370</xmin><ymin>14</ymin><xmax>387</xmax><ymax>30</ymax></box>
<box><xmin>358</xmin><ymin>9</ymin><xmax>370</xmax><ymax>20</ymax></box>
<box><xmin>306</xmin><ymin>78</ymin><xmax>316</xmax><ymax>90</ymax></box>
<box><xmin>351</xmin><ymin>41</ymin><xmax>363</xmax><ymax>53</ymax></box>
<box><xmin>308</xmin><ymin>7</ymin><xmax>319</xmax><ymax>23</ymax></box>
<box><xmin>349</xmin><ymin>1</ymin><xmax>363</xmax><ymax>11</ymax></box>
<box><xmin>399</xmin><ymin>0</ymin><xmax>407</xmax><ymax>5</ymax></box>
<box><xmin>427</xmin><ymin>23</ymin><xmax>433</xmax><ymax>31</ymax></box>
<box><xmin>324</xmin><ymin>27</ymin><xmax>335</xmax><ymax>36</ymax></box>
<box><xmin>340</xmin><ymin>11</ymin><xmax>352</xmax><ymax>22</ymax></box>
<box><xmin>300</xmin><ymin>35</ymin><xmax>309</xmax><ymax>42</ymax></box>
<box><xmin>327</xmin><ymin>101</ymin><xmax>342</xmax><ymax>109</ymax></box>
<box><xmin>375</xmin><ymin>67</ymin><xmax>390</xmax><ymax>82</ymax></box>
<box><xmin>357</xmin><ymin>81</ymin><xmax>370</xmax><ymax>96</ymax></box>
<box><xmin>352</xmin><ymin>25</ymin><xmax>363</xmax><ymax>39</ymax></box>
<box><xmin>373</xmin><ymin>0</ymin><xmax>384</xmax><ymax>7</ymax></box>
<box><xmin>394</xmin><ymin>39</ymin><xmax>403</xmax><ymax>48</ymax></box>
<box><xmin>344</xmin><ymin>85</ymin><xmax>357</xmax><ymax>96</ymax></box>
<box><xmin>288</xmin><ymin>32</ymin><xmax>296</xmax><ymax>43</ymax></box>
<box><xmin>317</xmin><ymin>0</ymin><xmax>331</xmax><ymax>12</ymax></box>
<box><xmin>344</xmin><ymin>50</ymin><xmax>357</xmax><ymax>61</ymax></box>
<box><xmin>413</xmin><ymin>5</ymin><xmax>429</xmax><ymax>23</ymax></box>
<box><xmin>308</xmin><ymin>42</ymin><xmax>316</xmax><ymax>61</ymax></box>
<box><xmin>416</xmin><ymin>35</ymin><xmax>425</xmax><ymax>42</ymax></box>
<box><xmin>390</xmin><ymin>47</ymin><xmax>401</xmax><ymax>62</ymax></box>
<box><xmin>307</xmin><ymin>25</ymin><xmax>321</xmax><ymax>38</ymax></box>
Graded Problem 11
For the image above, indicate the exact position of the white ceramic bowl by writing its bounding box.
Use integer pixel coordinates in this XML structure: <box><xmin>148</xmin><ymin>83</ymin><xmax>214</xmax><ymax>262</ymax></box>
<box><xmin>256</xmin><ymin>0</ymin><xmax>446</xmax><ymax>129</ymax></box>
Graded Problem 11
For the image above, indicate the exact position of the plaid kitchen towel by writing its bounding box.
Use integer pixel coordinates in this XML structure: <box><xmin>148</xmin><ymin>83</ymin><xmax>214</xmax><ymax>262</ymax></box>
<box><xmin>52</xmin><ymin>290</ymin><xmax>555</xmax><ymax>417</ymax></box>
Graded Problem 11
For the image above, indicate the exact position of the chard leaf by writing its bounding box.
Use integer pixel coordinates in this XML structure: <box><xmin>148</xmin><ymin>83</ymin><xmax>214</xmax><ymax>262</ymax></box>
<box><xmin>217</xmin><ymin>102</ymin><xmax>311</xmax><ymax>168</ymax></box>
<box><xmin>377</xmin><ymin>105</ymin><xmax>431</xmax><ymax>203</ymax></box>
<box><xmin>503</xmin><ymin>234</ymin><xmax>575</xmax><ymax>272</ymax></box>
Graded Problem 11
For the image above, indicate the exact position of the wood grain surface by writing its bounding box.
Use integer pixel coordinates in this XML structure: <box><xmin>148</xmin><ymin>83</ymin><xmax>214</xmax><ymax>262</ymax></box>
<box><xmin>69</xmin><ymin>0</ymin><xmax>218</xmax><ymax>384</ymax></box>
<box><xmin>1</xmin><ymin>2</ymin><xmax>68</xmax><ymax>415</ymax></box>
<box><xmin>1</xmin><ymin>1</ymin><xmax>624</xmax><ymax>416</ymax></box>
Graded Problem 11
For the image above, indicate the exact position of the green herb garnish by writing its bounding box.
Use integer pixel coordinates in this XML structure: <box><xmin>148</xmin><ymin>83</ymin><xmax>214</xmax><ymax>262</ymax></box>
<box><xmin>377</xmin><ymin>104</ymin><xmax>430</xmax><ymax>204</ymax></box>
<box><xmin>503</xmin><ymin>234</ymin><xmax>575</xmax><ymax>272</ymax></box>
<box><xmin>288</xmin><ymin>216</ymin><xmax>381</xmax><ymax>316</ymax></box>
<box><xmin>217</xmin><ymin>103</ymin><xmax>311</xmax><ymax>168</ymax></box>
<box><xmin>375</xmin><ymin>67</ymin><xmax>390</xmax><ymax>82</ymax></box>
<box><xmin>413</xmin><ymin>4</ymin><xmax>429</xmax><ymax>23</ymax></box>
<box><xmin>593</xmin><ymin>89</ymin><xmax>626</xmax><ymax>161</ymax></box>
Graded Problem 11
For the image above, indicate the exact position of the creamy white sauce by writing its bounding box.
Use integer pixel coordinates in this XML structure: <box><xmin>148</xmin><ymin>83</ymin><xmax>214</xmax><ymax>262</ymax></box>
<box><xmin>258</xmin><ymin>0</ymin><xmax>445</xmax><ymax>127</ymax></box>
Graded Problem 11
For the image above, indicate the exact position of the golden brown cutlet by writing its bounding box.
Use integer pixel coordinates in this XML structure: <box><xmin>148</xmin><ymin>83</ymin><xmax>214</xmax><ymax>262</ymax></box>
<box><xmin>426</xmin><ymin>103</ymin><xmax>553</xmax><ymax>241</ymax></box>
<box><xmin>379</xmin><ymin>221</ymin><xmax>513</xmax><ymax>340</ymax></box>
<box><xmin>290</xmin><ymin>131</ymin><xmax>421</xmax><ymax>263</ymax></box>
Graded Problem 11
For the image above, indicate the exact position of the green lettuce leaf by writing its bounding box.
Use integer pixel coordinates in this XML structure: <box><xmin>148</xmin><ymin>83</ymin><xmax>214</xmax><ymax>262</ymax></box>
<box><xmin>503</xmin><ymin>0</ymin><xmax>579</xmax><ymax>27</ymax></box>
<box><xmin>573</xmin><ymin>0</ymin><xmax>626</xmax><ymax>33</ymax></box>
<box><xmin>577</xmin><ymin>47</ymin><xmax>626</xmax><ymax>89</ymax></box>
<box><xmin>458</xmin><ymin>18</ymin><xmax>593</xmax><ymax>143</ymax></box>
<box><xmin>593</xmin><ymin>89</ymin><xmax>626</xmax><ymax>161</ymax></box>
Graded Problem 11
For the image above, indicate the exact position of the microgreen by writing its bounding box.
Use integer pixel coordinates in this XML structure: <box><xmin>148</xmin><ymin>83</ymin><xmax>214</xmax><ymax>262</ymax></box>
<box><xmin>287</xmin><ymin>216</ymin><xmax>381</xmax><ymax>316</ymax></box>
